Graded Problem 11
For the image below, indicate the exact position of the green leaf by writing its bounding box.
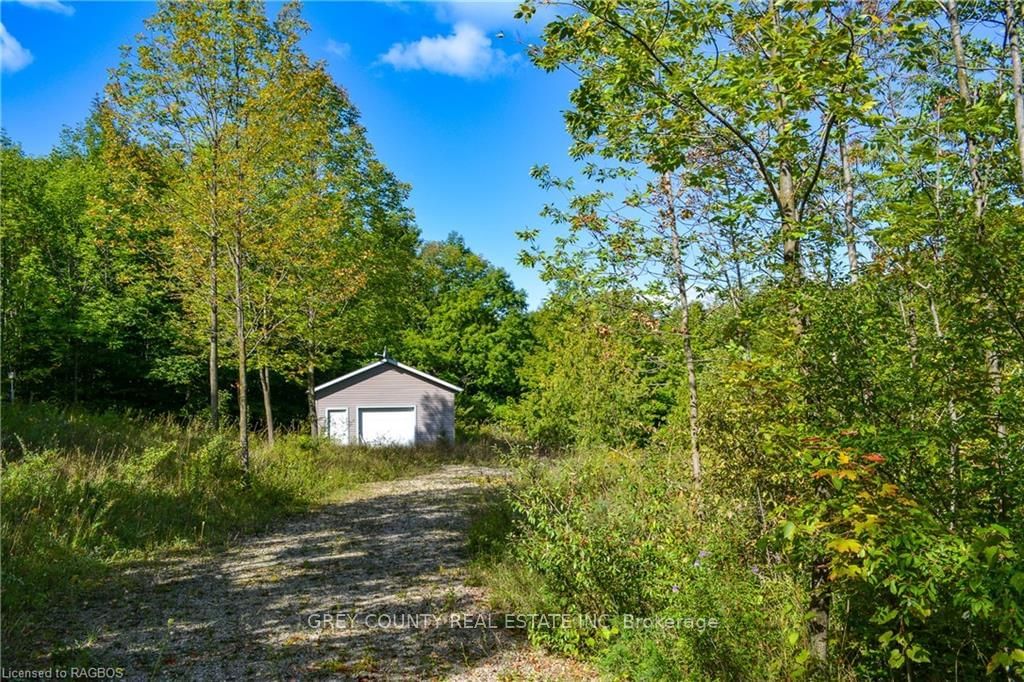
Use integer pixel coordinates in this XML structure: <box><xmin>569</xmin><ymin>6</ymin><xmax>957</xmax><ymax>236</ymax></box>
<box><xmin>782</xmin><ymin>521</ymin><xmax>796</xmax><ymax>540</ymax></box>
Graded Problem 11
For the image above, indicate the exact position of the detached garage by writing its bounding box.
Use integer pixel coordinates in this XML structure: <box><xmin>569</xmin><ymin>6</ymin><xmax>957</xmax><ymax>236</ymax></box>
<box><xmin>314</xmin><ymin>355</ymin><xmax>461</xmax><ymax>446</ymax></box>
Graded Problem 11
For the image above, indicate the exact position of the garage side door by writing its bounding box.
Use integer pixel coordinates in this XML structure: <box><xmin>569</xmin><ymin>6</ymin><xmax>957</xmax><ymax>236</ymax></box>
<box><xmin>359</xmin><ymin>407</ymin><xmax>416</xmax><ymax>446</ymax></box>
<box><xmin>326</xmin><ymin>408</ymin><xmax>348</xmax><ymax>444</ymax></box>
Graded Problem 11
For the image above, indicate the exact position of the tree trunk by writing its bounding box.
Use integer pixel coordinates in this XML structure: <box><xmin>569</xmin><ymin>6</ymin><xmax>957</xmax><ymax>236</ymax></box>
<box><xmin>769</xmin><ymin>1</ymin><xmax>803</xmax><ymax>297</ymax></box>
<box><xmin>232</xmin><ymin>238</ymin><xmax>249</xmax><ymax>476</ymax></box>
<box><xmin>259</xmin><ymin>364</ymin><xmax>274</xmax><ymax>447</ymax></box>
<box><xmin>778</xmin><ymin>161</ymin><xmax>805</xmax><ymax>337</ymax></box>
<box><xmin>771</xmin><ymin>35</ymin><xmax>822</xmax><ymax>654</ymax></box>
<box><xmin>839</xmin><ymin>131</ymin><xmax>859</xmax><ymax>282</ymax></box>
<box><xmin>72</xmin><ymin>342</ymin><xmax>79</xmax><ymax>403</ymax></box>
<box><xmin>778</xmin><ymin>164</ymin><xmax>801</xmax><ymax>282</ymax></box>
<box><xmin>209</xmin><ymin>234</ymin><xmax>220</xmax><ymax>428</ymax></box>
<box><xmin>897</xmin><ymin>294</ymin><xmax>919</xmax><ymax>369</ymax></box>
<box><xmin>993</xmin><ymin>0</ymin><xmax>1020</xmax><ymax>448</ymax></box>
<box><xmin>661</xmin><ymin>174</ymin><xmax>702</xmax><ymax>487</ymax></box>
<box><xmin>928</xmin><ymin>293</ymin><xmax>962</xmax><ymax>524</ymax></box>
<box><xmin>307</xmin><ymin>362</ymin><xmax>318</xmax><ymax>438</ymax></box>
<box><xmin>809</xmin><ymin>560</ymin><xmax>832</xmax><ymax>663</ymax></box>
<box><xmin>1009</xmin><ymin>0</ymin><xmax>1024</xmax><ymax>182</ymax></box>
<box><xmin>948</xmin><ymin>0</ymin><xmax>1006</xmax><ymax>444</ymax></box>
<box><xmin>945</xmin><ymin>0</ymin><xmax>986</xmax><ymax>219</ymax></box>
<box><xmin>725</xmin><ymin>213</ymin><xmax>745</xmax><ymax>313</ymax></box>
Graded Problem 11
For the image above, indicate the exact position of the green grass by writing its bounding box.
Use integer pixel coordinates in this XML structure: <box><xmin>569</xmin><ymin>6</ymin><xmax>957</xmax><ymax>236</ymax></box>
<box><xmin>465</xmin><ymin>466</ymin><xmax>553</xmax><ymax>619</ymax></box>
<box><xmin>0</xmin><ymin>401</ymin><xmax>500</xmax><ymax>657</ymax></box>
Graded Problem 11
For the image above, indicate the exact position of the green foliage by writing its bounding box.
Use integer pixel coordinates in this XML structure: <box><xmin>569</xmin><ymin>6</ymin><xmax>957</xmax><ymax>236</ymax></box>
<box><xmin>778</xmin><ymin>435</ymin><xmax>1024</xmax><ymax>678</ymax></box>
<box><xmin>401</xmin><ymin>234</ymin><xmax>532</xmax><ymax>425</ymax></box>
<box><xmin>493</xmin><ymin>276</ymin><xmax>1023</xmax><ymax>678</ymax></box>
<box><xmin>1</xmin><ymin>1</ymin><xmax>424</xmax><ymax>428</ymax></box>
<box><xmin>496</xmin><ymin>0</ymin><xmax>1024</xmax><ymax>678</ymax></box>
<box><xmin>471</xmin><ymin>447</ymin><xmax>809</xmax><ymax>679</ymax></box>
<box><xmin>1</xmin><ymin>126</ymin><xmax>178</xmax><ymax>408</ymax></box>
<box><xmin>3</xmin><ymin>0</ymin><xmax>1024</xmax><ymax>678</ymax></box>
<box><xmin>507</xmin><ymin>294</ymin><xmax>669</xmax><ymax>450</ymax></box>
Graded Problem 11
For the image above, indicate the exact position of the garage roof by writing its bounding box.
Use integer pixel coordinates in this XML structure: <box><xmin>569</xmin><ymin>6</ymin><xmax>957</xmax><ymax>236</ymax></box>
<box><xmin>314</xmin><ymin>358</ymin><xmax>463</xmax><ymax>394</ymax></box>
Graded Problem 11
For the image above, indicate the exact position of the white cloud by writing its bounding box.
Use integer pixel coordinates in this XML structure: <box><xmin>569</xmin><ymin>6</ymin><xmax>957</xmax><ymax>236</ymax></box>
<box><xmin>326</xmin><ymin>39</ymin><xmax>351</xmax><ymax>59</ymax></box>
<box><xmin>16</xmin><ymin>0</ymin><xmax>74</xmax><ymax>15</ymax></box>
<box><xmin>0</xmin><ymin>23</ymin><xmax>33</xmax><ymax>73</ymax></box>
<box><xmin>435</xmin><ymin>2</ymin><xmax>560</xmax><ymax>36</ymax></box>
<box><xmin>435</xmin><ymin>2</ymin><xmax>516</xmax><ymax>32</ymax></box>
<box><xmin>380</xmin><ymin>22</ymin><xmax>515</xmax><ymax>78</ymax></box>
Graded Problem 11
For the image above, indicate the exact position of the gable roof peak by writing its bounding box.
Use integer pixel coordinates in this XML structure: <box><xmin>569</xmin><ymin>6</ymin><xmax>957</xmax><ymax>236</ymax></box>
<box><xmin>314</xmin><ymin>357</ymin><xmax>463</xmax><ymax>394</ymax></box>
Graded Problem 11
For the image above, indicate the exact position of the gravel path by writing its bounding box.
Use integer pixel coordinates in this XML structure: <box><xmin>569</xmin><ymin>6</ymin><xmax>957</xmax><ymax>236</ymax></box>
<box><xmin>45</xmin><ymin>465</ymin><xmax>594</xmax><ymax>680</ymax></box>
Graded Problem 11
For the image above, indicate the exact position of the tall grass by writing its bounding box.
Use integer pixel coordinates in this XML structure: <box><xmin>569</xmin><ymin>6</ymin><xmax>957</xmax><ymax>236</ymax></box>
<box><xmin>1</xmin><ymin>401</ymin><xmax>497</xmax><ymax>655</ymax></box>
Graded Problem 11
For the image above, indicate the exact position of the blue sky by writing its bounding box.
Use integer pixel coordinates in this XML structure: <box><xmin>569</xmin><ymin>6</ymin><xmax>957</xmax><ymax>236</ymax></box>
<box><xmin>0</xmin><ymin>0</ymin><xmax>580</xmax><ymax>307</ymax></box>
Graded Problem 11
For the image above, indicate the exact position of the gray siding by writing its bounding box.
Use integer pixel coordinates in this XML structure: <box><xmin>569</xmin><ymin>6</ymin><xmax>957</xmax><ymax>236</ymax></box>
<box><xmin>314</xmin><ymin>364</ymin><xmax>456</xmax><ymax>445</ymax></box>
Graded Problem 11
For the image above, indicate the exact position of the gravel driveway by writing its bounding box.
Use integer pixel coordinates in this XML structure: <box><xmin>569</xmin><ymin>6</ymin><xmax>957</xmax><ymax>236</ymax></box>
<box><xmin>43</xmin><ymin>465</ymin><xmax>592</xmax><ymax>680</ymax></box>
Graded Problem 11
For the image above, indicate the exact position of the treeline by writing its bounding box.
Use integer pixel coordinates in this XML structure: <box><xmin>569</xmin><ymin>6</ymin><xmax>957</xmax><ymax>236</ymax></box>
<box><xmin>486</xmin><ymin>0</ymin><xmax>1024</xmax><ymax>679</ymax></box>
<box><xmin>0</xmin><ymin>2</ymin><xmax>531</xmax><ymax>457</ymax></box>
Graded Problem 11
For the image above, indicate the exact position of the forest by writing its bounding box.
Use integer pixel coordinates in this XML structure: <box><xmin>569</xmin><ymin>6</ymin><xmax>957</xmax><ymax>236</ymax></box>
<box><xmin>2</xmin><ymin>0</ymin><xmax>1023</xmax><ymax>679</ymax></box>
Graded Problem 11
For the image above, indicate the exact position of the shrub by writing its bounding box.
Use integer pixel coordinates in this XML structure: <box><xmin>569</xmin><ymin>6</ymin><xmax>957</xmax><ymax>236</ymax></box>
<box><xmin>781</xmin><ymin>436</ymin><xmax>1024</xmax><ymax>678</ymax></box>
<box><xmin>471</xmin><ymin>446</ymin><xmax>809</xmax><ymax>679</ymax></box>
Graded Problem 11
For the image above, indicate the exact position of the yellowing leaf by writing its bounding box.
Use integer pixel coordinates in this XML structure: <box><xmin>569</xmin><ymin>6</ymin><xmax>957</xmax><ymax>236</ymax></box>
<box><xmin>828</xmin><ymin>538</ymin><xmax>863</xmax><ymax>554</ymax></box>
<box><xmin>854</xmin><ymin>514</ymin><xmax>881</xmax><ymax>533</ymax></box>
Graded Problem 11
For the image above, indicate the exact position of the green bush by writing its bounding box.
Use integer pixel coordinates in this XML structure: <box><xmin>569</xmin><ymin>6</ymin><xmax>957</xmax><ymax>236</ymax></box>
<box><xmin>780</xmin><ymin>436</ymin><xmax>1024</xmax><ymax>678</ymax></box>
<box><xmin>597</xmin><ymin>565</ymin><xmax>806</xmax><ymax>681</ymax></box>
<box><xmin>478</xmin><ymin>433</ymin><xmax>1023</xmax><ymax>679</ymax></box>
<box><xmin>470</xmin><ymin>446</ymin><xmax>809</xmax><ymax>679</ymax></box>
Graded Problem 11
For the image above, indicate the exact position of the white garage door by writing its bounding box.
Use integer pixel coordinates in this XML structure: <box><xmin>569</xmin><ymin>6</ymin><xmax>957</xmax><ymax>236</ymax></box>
<box><xmin>359</xmin><ymin>407</ymin><xmax>416</xmax><ymax>446</ymax></box>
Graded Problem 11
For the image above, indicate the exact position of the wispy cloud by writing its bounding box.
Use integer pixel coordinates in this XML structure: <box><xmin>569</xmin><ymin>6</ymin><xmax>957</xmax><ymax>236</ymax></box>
<box><xmin>16</xmin><ymin>0</ymin><xmax>75</xmax><ymax>16</ymax></box>
<box><xmin>326</xmin><ymin>39</ymin><xmax>351</xmax><ymax>59</ymax></box>
<box><xmin>1</xmin><ymin>23</ymin><xmax>33</xmax><ymax>73</ymax></box>
<box><xmin>434</xmin><ymin>3</ymin><xmax>516</xmax><ymax>32</ymax></box>
<box><xmin>434</xmin><ymin>2</ymin><xmax>559</xmax><ymax>36</ymax></box>
<box><xmin>380</xmin><ymin>22</ymin><xmax>515</xmax><ymax>79</ymax></box>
